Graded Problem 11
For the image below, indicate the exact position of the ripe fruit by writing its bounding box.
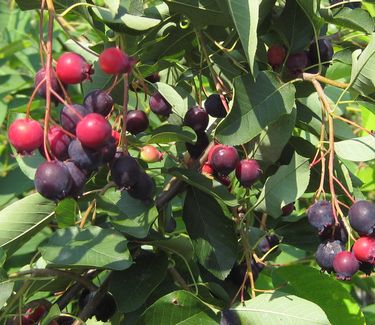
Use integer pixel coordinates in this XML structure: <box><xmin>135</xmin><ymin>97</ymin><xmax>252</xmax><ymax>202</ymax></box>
<box><xmin>40</xmin><ymin>126</ymin><xmax>71</xmax><ymax>161</ymax></box>
<box><xmin>34</xmin><ymin>161</ymin><xmax>72</xmax><ymax>201</ymax></box>
<box><xmin>184</xmin><ymin>106</ymin><xmax>209</xmax><ymax>132</ymax></box>
<box><xmin>79</xmin><ymin>289</ymin><xmax>117</xmax><ymax>322</ymax></box>
<box><xmin>140</xmin><ymin>145</ymin><xmax>163</xmax><ymax>163</ymax></box>
<box><xmin>258</xmin><ymin>235</ymin><xmax>279</xmax><ymax>254</ymax></box>
<box><xmin>149</xmin><ymin>93</ymin><xmax>172</xmax><ymax>116</ymax></box>
<box><xmin>267</xmin><ymin>45</ymin><xmax>286</xmax><ymax>68</ymax></box>
<box><xmin>235</xmin><ymin>159</ymin><xmax>261</xmax><ymax>188</ymax></box>
<box><xmin>352</xmin><ymin>237</ymin><xmax>375</xmax><ymax>264</ymax></box>
<box><xmin>128</xmin><ymin>171</ymin><xmax>155</xmax><ymax>201</ymax></box>
<box><xmin>126</xmin><ymin>110</ymin><xmax>149</xmax><ymax>135</ymax></box>
<box><xmin>286</xmin><ymin>52</ymin><xmax>310</xmax><ymax>75</ymax></box>
<box><xmin>207</xmin><ymin>144</ymin><xmax>226</xmax><ymax>164</ymax></box>
<box><xmin>201</xmin><ymin>162</ymin><xmax>214</xmax><ymax>176</ymax></box>
<box><xmin>99</xmin><ymin>47</ymin><xmax>133</xmax><ymax>74</ymax></box>
<box><xmin>60</xmin><ymin>104</ymin><xmax>92</xmax><ymax>134</ymax></box>
<box><xmin>76</xmin><ymin>113</ymin><xmax>112</xmax><ymax>149</ymax></box>
<box><xmin>24</xmin><ymin>305</ymin><xmax>47</xmax><ymax>323</ymax></box>
<box><xmin>216</xmin><ymin>174</ymin><xmax>231</xmax><ymax>187</ymax></box>
<box><xmin>8</xmin><ymin>118</ymin><xmax>43</xmax><ymax>154</ymax></box>
<box><xmin>307</xmin><ymin>200</ymin><xmax>335</xmax><ymax>234</ymax></box>
<box><xmin>56</xmin><ymin>52</ymin><xmax>93</xmax><ymax>84</ymax></box>
<box><xmin>84</xmin><ymin>90</ymin><xmax>114</xmax><ymax>117</ymax></box>
<box><xmin>308</xmin><ymin>39</ymin><xmax>334</xmax><ymax>66</ymax></box>
<box><xmin>228</xmin><ymin>260</ymin><xmax>264</xmax><ymax>287</ymax></box>
<box><xmin>101</xmin><ymin>136</ymin><xmax>117</xmax><ymax>163</ymax></box>
<box><xmin>333</xmin><ymin>251</ymin><xmax>359</xmax><ymax>280</ymax></box>
<box><xmin>68</xmin><ymin>140</ymin><xmax>102</xmax><ymax>172</ymax></box>
<box><xmin>34</xmin><ymin>68</ymin><xmax>66</xmax><ymax>105</ymax></box>
<box><xmin>316</xmin><ymin>240</ymin><xmax>345</xmax><ymax>272</ymax></box>
<box><xmin>282</xmin><ymin>202</ymin><xmax>295</xmax><ymax>216</ymax></box>
<box><xmin>211</xmin><ymin>145</ymin><xmax>239</xmax><ymax>176</ymax></box>
<box><xmin>111</xmin><ymin>155</ymin><xmax>141</xmax><ymax>188</ymax></box>
<box><xmin>185</xmin><ymin>131</ymin><xmax>209</xmax><ymax>159</ymax></box>
<box><xmin>349</xmin><ymin>200</ymin><xmax>375</xmax><ymax>236</ymax></box>
<box><xmin>204</xmin><ymin>94</ymin><xmax>227</xmax><ymax>118</ymax></box>
<box><xmin>64</xmin><ymin>162</ymin><xmax>87</xmax><ymax>198</ymax></box>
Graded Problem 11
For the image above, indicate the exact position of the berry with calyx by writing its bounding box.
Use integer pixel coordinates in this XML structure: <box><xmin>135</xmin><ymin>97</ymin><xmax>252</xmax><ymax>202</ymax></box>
<box><xmin>267</xmin><ymin>45</ymin><xmax>286</xmax><ymax>68</ymax></box>
<box><xmin>349</xmin><ymin>200</ymin><xmax>375</xmax><ymax>236</ymax></box>
<box><xmin>126</xmin><ymin>110</ymin><xmax>149</xmax><ymax>135</ymax></box>
<box><xmin>207</xmin><ymin>144</ymin><xmax>226</xmax><ymax>164</ymax></box>
<box><xmin>39</xmin><ymin>126</ymin><xmax>71</xmax><ymax>161</ymax></box>
<box><xmin>282</xmin><ymin>202</ymin><xmax>295</xmax><ymax>216</ymax></box>
<box><xmin>111</xmin><ymin>155</ymin><xmax>141</xmax><ymax>188</ymax></box>
<box><xmin>286</xmin><ymin>52</ymin><xmax>310</xmax><ymax>75</ymax></box>
<box><xmin>235</xmin><ymin>159</ymin><xmax>261</xmax><ymax>188</ymax></box>
<box><xmin>211</xmin><ymin>145</ymin><xmax>239</xmax><ymax>176</ymax></box>
<box><xmin>64</xmin><ymin>161</ymin><xmax>87</xmax><ymax>198</ymax></box>
<box><xmin>307</xmin><ymin>200</ymin><xmax>335</xmax><ymax>234</ymax></box>
<box><xmin>60</xmin><ymin>104</ymin><xmax>92</xmax><ymax>134</ymax></box>
<box><xmin>84</xmin><ymin>90</ymin><xmax>114</xmax><ymax>117</ymax></box>
<box><xmin>201</xmin><ymin>162</ymin><xmax>214</xmax><ymax>176</ymax></box>
<box><xmin>308</xmin><ymin>39</ymin><xmax>334</xmax><ymax>66</ymax></box>
<box><xmin>333</xmin><ymin>251</ymin><xmax>359</xmax><ymax>280</ymax></box>
<box><xmin>76</xmin><ymin>113</ymin><xmax>112</xmax><ymax>149</ymax></box>
<box><xmin>258</xmin><ymin>235</ymin><xmax>280</xmax><ymax>254</ymax></box>
<box><xmin>99</xmin><ymin>47</ymin><xmax>134</xmax><ymax>74</ymax></box>
<box><xmin>184</xmin><ymin>106</ymin><xmax>209</xmax><ymax>132</ymax></box>
<box><xmin>56</xmin><ymin>52</ymin><xmax>93</xmax><ymax>84</ymax></box>
<box><xmin>8</xmin><ymin>118</ymin><xmax>43</xmax><ymax>155</ymax></box>
<box><xmin>140</xmin><ymin>145</ymin><xmax>163</xmax><ymax>163</ymax></box>
<box><xmin>68</xmin><ymin>140</ymin><xmax>102</xmax><ymax>172</ymax></box>
<box><xmin>128</xmin><ymin>171</ymin><xmax>155</xmax><ymax>201</ymax></box>
<box><xmin>34</xmin><ymin>161</ymin><xmax>72</xmax><ymax>201</ymax></box>
<box><xmin>185</xmin><ymin>131</ymin><xmax>209</xmax><ymax>159</ymax></box>
<box><xmin>149</xmin><ymin>93</ymin><xmax>172</xmax><ymax>116</ymax></box>
<box><xmin>352</xmin><ymin>237</ymin><xmax>375</xmax><ymax>264</ymax></box>
<box><xmin>316</xmin><ymin>240</ymin><xmax>345</xmax><ymax>272</ymax></box>
<box><xmin>101</xmin><ymin>136</ymin><xmax>117</xmax><ymax>163</ymax></box>
<box><xmin>204</xmin><ymin>94</ymin><xmax>227</xmax><ymax>118</ymax></box>
<box><xmin>35</xmin><ymin>68</ymin><xmax>66</xmax><ymax>105</ymax></box>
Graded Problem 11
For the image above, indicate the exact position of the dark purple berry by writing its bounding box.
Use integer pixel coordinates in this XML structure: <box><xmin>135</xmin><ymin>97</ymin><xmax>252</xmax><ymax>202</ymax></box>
<box><xmin>64</xmin><ymin>161</ymin><xmax>87</xmax><ymax>197</ymax></box>
<box><xmin>258</xmin><ymin>235</ymin><xmax>279</xmax><ymax>254</ymax></box>
<box><xmin>359</xmin><ymin>262</ymin><xmax>374</xmax><ymax>276</ymax></box>
<box><xmin>185</xmin><ymin>131</ymin><xmax>209</xmax><ymax>159</ymax></box>
<box><xmin>111</xmin><ymin>155</ymin><xmax>141</xmax><ymax>188</ymax></box>
<box><xmin>307</xmin><ymin>200</ymin><xmax>335</xmax><ymax>234</ymax></box>
<box><xmin>333</xmin><ymin>251</ymin><xmax>359</xmax><ymax>280</ymax></box>
<box><xmin>211</xmin><ymin>145</ymin><xmax>239</xmax><ymax>176</ymax></box>
<box><xmin>60</xmin><ymin>104</ymin><xmax>92</xmax><ymax>134</ymax></box>
<box><xmin>204</xmin><ymin>94</ymin><xmax>227</xmax><ymax>118</ymax></box>
<box><xmin>184</xmin><ymin>106</ymin><xmax>209</xmax><ymax>132</ymax></box>
<box><xmin>128</xmin><ymin>171</ymin><xmax>155</xmax><ymax>201</ymax></box>
<box><xmin>286</xmin><ymin>52</ymin><xmax>310</xmax><ymax>75</ymax></box>
<box><xmin>316</xmin><ymin>240</ymin><xmax>345</xmax><ymax>272</ymax></box>
<box><xmin>126</xmin><ymin>110</ymin><xmax>149</xmax><ymax>135</ymax></box>
<box><xmin>35</xmin><ymin>68</ymin><xmax>66</xmax><ymax>105</ymax></box>
<box><xmin>349</xmin><ymin>200</ymin><xmax>375</xmax><ymax>236</ymax></box>
<box><xmin>84</xmin><ymin>90</ymin><xmax>113</xmax><ymax>117</ymax></box>
<box><xmin>308</xmin><ymin>39</ymin><xmax>334</xmax><ymax>66</ymax></box>
<box><xmin>229</xmin><ymin>260</ymin><xmax>264</xmax><ymax>287</ymax></box>
<box><xmin>149</xmin><ymin>93</ymin><xmax>172</xmax><ymax>116</ymax></box>
<box><xmin>78</xmin><ymin>289</ymin><xmax>116</xmax><ymax>322</ymax></box>
<box><xmin>39</xmin><ymin>126</ymin><xmax>71</xmax><ymax>161</ymax></box>
<box><xmin>68</xmin><ymin>140</ymin><xmax>102</xmax><ymax>172</ymax></box>
<box><xmin>282</xmin><ymin>202</ymin><xmax>295</xmax><ymax>216</ymax></box>
<box><xmin>235</xmin><ymin>159</ymin><xmax>261</xmax><ymax>188</ymax></box>
<box><xmin>101</xmin><ymin>136</ymin><xmax>117</xmax><ymax>163</ymax></box>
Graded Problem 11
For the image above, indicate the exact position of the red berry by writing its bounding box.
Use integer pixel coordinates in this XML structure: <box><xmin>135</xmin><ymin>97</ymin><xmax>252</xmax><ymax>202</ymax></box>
<box><xmin>40</xmin><ymin>126</ymin><xmax>71</xmax><ymax>161</ymax></box>
<box><xmin>8</xmin><ymin>118</ymin><xmax>43</xmax><ymax>154</ymax></box>
<box><xmin>333</xmin><ymin>251</ymin><xmax>359</xmax><ymax>280</ymax></box>
<box><xmin>99</xmin><ymin>47</ymin><xmax>134</xmax><ymax>74</ymax></box>
<box><xmin>353</xmin><ymin>237</ymin><xmax>375</xmax><ymax>264</ymax></box>
<box><xmin>56</xmin><ymin>53</ymin><xmax>93</xmax><ymax>84</ymax></box>
<box><xmin>201</xmin><ymin>162</ymin><xmax>214</xmax><ymax>176</ymax></box>
<box><xmin>76</xmin><ymin>113</ymin><xmax>112</xmax><ymax>149</ymax></box>
<box><xmin>140</xmin><ymin>145</ymin><xmax>163</xmax><ymax>163</ymax></box>
<box><xmin>211</xmin><ymin>146</ymin><xmax>239</xmax><ymax>176</ymax></box>
<box><xmin>235</xmin><ymin>159</ymin><xmax>261</xmax><ymax>188</ymax></box>
<box><xmin>267</xmin><ymin>45</ymin><xmax>286</xmax><ymax>68</ymax></box>
<box><xmin>25</xmin><ymin>305</ymin><xmax>47</xmax><ymax>322</ymax></box>
<box><xmin>207</xmin><ymin>144</ymin><xmax>226</xmax><ymax>164</ymax></box>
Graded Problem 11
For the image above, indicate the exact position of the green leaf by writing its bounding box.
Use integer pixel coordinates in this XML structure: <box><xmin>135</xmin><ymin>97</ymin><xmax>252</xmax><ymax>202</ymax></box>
<box><xmin>273</xmin><ymin>266</ymin><xmax>365</xmax><ymax>325</ymax></box>
<box><xmin>148</xmin><ymin>125</ymin><xmax>197</xmax><ymax>144</ymax></box>
<box><xmin>227</xmin><ymin>0</ymin><xmax>259</xmax><ymax>75</ymax></box>
<box><xmin>55</xmin><ymin>198</ymin><xmax>77</xmax><ymax>228</ymax></box>
<box><xmin>138</xmin><ymin>290</ymin><xmax>219</xmax><ymax>325</ymax></box>
<box><xmin>40</xmin><ymin>226</ymin><xmax>132</xmax><ymax>270</ymax></box>
<box><xmin>97</xmin><ymin>188</ymin><xmax>158</xmax><ymax>238</ymax></box>
<box><xmin>153</xmin><ymin>82</ymin><xmax>188</xmax><ymax>118</ymax></box>
<box><xmin>149</xmin><ymin>235</ymin><xmax>194</xmax><ymax>262</ymax></box>
<box><xmin>230</xmin><ymin>291</ymin><xmax>330</xmax><ymax>325</ymax></box>
<box><xmin>0</xmin><ymin>194</ymin><xmax>55</xmax><ymax>255</ymax></box>
<box><xmin>12</xmin><ymin>150</ymin><xmax>45</xmax><ymax>180</ymax></box>
<box><xmin>256</xmin><ymin>153</ymin><xmax>310</xmax><ymax>218</ymax></box>
<box><xmin>215</xmin><ymin>72</ymin><xmax>295</xmax><ymax>145</ymax></box>
<box><xmin>110</xmin><ymin>253</ymin><xmax>168</xmax><ymax>313</ymax></box>
<box><xmin>0</xmin><ymin>281</ymin><xmax>14</xmax><ymax>308</ymax></box>
<box><xmin>0</xmin><ymin>248</ymin><xmax>5</xmax><ymax>267</ymax></box>
<box><xmin>362</xmin><ymin>304</ymin><xmax>375</xmax><ymax>325</ymax></box>
<box><xmin>335</xmin><ymin>135</ymin><xmax>375</xmax><ymax>162</ymax></box>
<box><xmin>183</xmin><ymin>188</ymin><xmax>238</xmax><ymax>279</ymax></box>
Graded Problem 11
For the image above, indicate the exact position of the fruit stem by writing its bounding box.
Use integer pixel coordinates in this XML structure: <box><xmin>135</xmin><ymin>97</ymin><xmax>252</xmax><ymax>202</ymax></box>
<box><xmin>38</xmin><ymin>0</ymin><xmax>46</xmax><ymax>68</ymax></box>
<box><xmin>314</xmin><ymin>110</ymin><xmax>327</xmax><ymax>200</ymax></box>
<box><xmin>303</xmin><ymin>73</ymin><xmax>349</xmax><ymax>89</ymax></box>
<box><xmin>80</xmin><ymin>199</ymin><xmax>96</xmax><ymax>228</ymax></box>
<box><xmin>121</xmin><ymin>73</ymin><xmax>129</xmax><ymax>154</ymax></box>
<box><xmin>26</xmin><ymin>76</ymin><xmax>46</xmax><ymax>118</ymax></box>
<box><xmin>332</xmin><ymin>175</ymin><xmax>356</xmax><ymax>203</ymax></box>
<box><xmin>168</xmin><ymin>266</ymin><xmax>191</xmax><ymax>292</ymax></box>
<box><xmin>333</xmin><ymin>113</ymin><xmax>373</xmax><ymax>135</ymax></box>
<box><xmin>239</xmin><ymin>226</ymin><xmax>256</xmax><ymax>299</ymax></box>
<box><xmin>50</xmin><ymin>88</ymin><xmax>84</xmax><ymax>119</ymax></box>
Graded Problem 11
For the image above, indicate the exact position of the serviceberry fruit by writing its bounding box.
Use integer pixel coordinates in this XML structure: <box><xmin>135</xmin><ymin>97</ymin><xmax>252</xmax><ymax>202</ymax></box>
<box><xmin>307</xmin><ymin>200</ymin><xmax>335</xmax><ymax>234</ymax></box>
<box><xmin>39</xmin><ymin>126</ymin><xmax>71</xmax><ymax>161</ymax></box>
<box><xmin>35</xmin><ymin>68</ymin><xmax>66</xmax><ymax>105</ymax></box>
<box><xmin>201</xmin><ymin>162</ymin><xmax>214</xmax><ymax>176</ymax></box>
<box><xmin>216</xmin><ymin>174</ymin><xmax>231</xmax><ymax>187</ymax></box>
<box><xmin>349</xmin><ymin>200</ymin><xmax>375</xmax><ymax>236</ymax></box>
<box><xmin>68</xmin><ymin>140</ymin><xmax>102</xmax><ymax>172</ymax></box>
<box><xmin>308</xmin><ymin>39</ymin><xmax>334</xmax><ymax>66</ymax></box>
<box><xmin>64</xmin><ymin>161</ymin><xmax>87</xmax><ymax>197</ymax></box>
<box><xmin>316</xmin><ymin>240</ymin><xmax>345</xmax><ymax>272</ymax></box>
<box><xmin>56</xmin><ymin>52</ymin><xmax>93</xmax><ymax>84</ymax></box>
<box><xmin>228</xmin><ymin>260</ymin><xmax>264</xmax><ymax>287</ymax></box>
<box><xmin>24</xmin><ymin>305</ymin><xmax>47</xmax><ymax>323</ymax></box>
<box><xmin>149</xmin><ymin>93</ymin><xmax>172</xmax><ymax>116</ymax></box>
<box><xmin>184</xmin><ymin>106</ymin><xmax>209</xmax><ymax>132</ymax></box>
<box><xmin>128</xmin><ymin>171</ymin><xmax>155</xmax><ymax>201</ymax></box>
<box><xmin>235</xmin><ymin>159</ymin><xmax>261</xmax><ymax>188</ymax></box>
<box><xmin>286</xmin><ymin>52</ymin><xmax>310</xmax><ymax>75</ymax></box>
<box><xmin>207</xmin><ymin>144</ymin><xmax>226</xmax><ymax>164</ymax></box>
<box><xmin>101</xmin><ymin>136</ymin><xmax>117</xmax><ymax>163</ymax></box>
<box><xmin>258</xmin><ymin>235</ymin><xmax>279</xmax><ymax>254</ymax></box>
<box><xmin>185</xmin><ymin>131</ymin><xmax>209</xmax><ymax>159</ymax></box>
<box><xmin>99</xmin><ymin>47</ymin><xmax>134</xmax><ymax>74</ymax></box>
<box><xmin>204</xmin><ymin>94</ymin><xmax>227</xmax><ymax>118</ymax></box>
<box><xmin>111</xmin><ymin>155</ymin><xmax>141</xmax><ymax>188</ymax></box>
<box><xmin>267</xmin><ymin>45</ymin><xmax>286</xmax><ymax>68</ymax></box>
<box><xmin>34</xmin><ymin>161</ymin><xmax>72</xmax><ymax>201</ymax></box>
<box><xmin>84</xmin><ymin>89</ymin><xmax>113</xmax><ymax>117</ymax></box>
<box><xmin>352</xmin><ymin>237</ymin><xmax>375</xmax><ymax>264</ymax></box>
<box><xmin>8</xmin><ymin>118</ymin><xmax>43</xmax><ymax>154</ymax></box>
<box><xmin>140</xmin><ymin>145</ymin><xmax>163</xmax><ymax>163</ymax></box>
<box><xmin>319</xmin><ymin>221</ymin><xmax>348</xmax><ymax>244</ymax></box>
<box><xmin>282</xmin><ymin>202</ymin><xmax>295</xmax><ymax>216</ymax></box>
<box><xmin>126</xmin><ymin>110</ymin><xmax>149</xmax><ymax>135</ymax></box>
<box><xmin>60</xmin><ymin>104</ymin><xmax>92</xmax><ymax>134</ymax></box>
<box><xmin>211</xmin><ymin>145</ymin><xmax>239</xmax><ymax>176</ymax></box>
<box><xmin>333</xmin><ymin>251</ymin><xmax>359</xmax><ymax>280</ymax></box>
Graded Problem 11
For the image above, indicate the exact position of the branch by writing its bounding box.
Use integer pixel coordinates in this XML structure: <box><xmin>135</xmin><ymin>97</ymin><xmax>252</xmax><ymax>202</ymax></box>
<box><xmin>303</xmin><ymin>72</ymin><xmax>349</xmax><ymax>89</ymax></box>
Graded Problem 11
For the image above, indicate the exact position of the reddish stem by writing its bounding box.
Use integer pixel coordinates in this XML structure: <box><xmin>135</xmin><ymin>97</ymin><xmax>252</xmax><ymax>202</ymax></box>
<box><xmin>332</xmin><ymin>175</ymin><xmax>355</xmax><ymax>203</ymax></box>
<box><xmin>121</xmin><ymin>73</ymin><xmax>129</xmax><ymax>154</ymax></box>
<box><xmin>26</xmin><ymin>76</ymin><xmax>46</xmax><ymax>118</ymax></box>
<box><xmin>50</xmin><ymin>88</ymin><xmax>83</xmax><ymax>120</ymax></box>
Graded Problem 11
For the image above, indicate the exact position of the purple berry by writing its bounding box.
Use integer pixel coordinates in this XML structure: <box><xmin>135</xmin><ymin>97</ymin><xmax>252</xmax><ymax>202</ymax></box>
<box><xmin>316</xmin><ymin>240</ymin><xmax>345</xmax><ymax>272</ymax></box>
<box><xmin>349</xmin><ymin>200</ymin><xmax>375</xmax><ymax>236</ymax></box>
<box><xmin>149</xmin><ymin>93</ymin><xmax>172</xmax><ymax>116</ymax></box>
<box><xmin>84</xmin><ymin>90</ymin><xmax>114</xmax><ymax>117</ymax></box>
<box><xmin>204</xmin><ymin>94</ymin><xmax>227</xmax><ymax>118</ymax></box>
<box><xmin>333</xmin><ymin>251</ymin><xmax>359</xmax><ymax>280</ymax></box>
<box><xmin>307</xmin><ymin>200</ymin><xmax>335</xmax><ymax>234</ymax></box>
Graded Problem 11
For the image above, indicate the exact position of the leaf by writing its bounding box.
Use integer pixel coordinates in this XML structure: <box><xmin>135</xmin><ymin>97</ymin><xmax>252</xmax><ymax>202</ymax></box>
<box><xmin>148</xmin><ymin>125</ymin><xmax>197</xmax><ymax>144</ymax></box>
<box><xmin>0</xmin><ymin>248</ymin><xmax>5</xmax><ymax>267</ymax></box>
<box><xmin>39</xmin><ymin>226</ymin><xmax>132</xmax><ymax>270</ymax></box>
<box><xmin>183</xmin><ymin>188</ymin><xmax>238</xmax><ymax>279</ymax></box>
<box><xmin>149</xmin><ymin>235</ymin><xmax>194</xmax><ymax>262</ymax></box>
<box><xmin>230</xmin><ymin>291</ymin><xmax>330</xmax><ymax>325</ymax></box>
<box><xmin>256</xmin><ymin>153</ymin><xmax>310</xmax><ymax>218</ymax></box>
<box><xmin>12</xmin><ymin>150</ymin><xmax>45</xmax><ymax>180</ymax></box>
<box><xmin>273</xmin><ymin>266</ymin><xmax>365</xmax><ymax>325</ymax></box>
<box><xmin>97</xmin><ymin>188</ymin><xmax>158</xmax><ymax>238</ymax></box>
<box><xmin>137</xmin><ymin>290</ymin><xmax>219</xmax><ymax>325</ymax></box>
<box><xmin>362</xmin><ymin>304</ymin><xmax>375</xmax><ymax>325</ymax></box>
<box><xmin>0</xmin><ymin>194</ymin><xmax>55</xmax><ymax>255</ymax></box>
<box><xmin>0</xmin><ymin>281</ymin><xmax>14</xmax><ymax>308</ymax></box>
<box><xmin>215</xmin><ymin>72</ymin><xmax>295</xmax><ymax>145</ymax></box>
<box><xmin>110</xmin><ymin>253</ymin><xmax>168</xmax><ymax>313</ymax></box>
<box><xmin>55</xmin><ymin>198</ymin><xmax>77</xmax><ymax>228</ymax></box>
<box><xmin>335</xmin><ymin>135</ymin><xmax>375</xmax><ymax>162</ymax></box>
<box><xmin>227</xmin><ymin>0</ymin><xmax>259</xmax><ymax>76</ymax></box>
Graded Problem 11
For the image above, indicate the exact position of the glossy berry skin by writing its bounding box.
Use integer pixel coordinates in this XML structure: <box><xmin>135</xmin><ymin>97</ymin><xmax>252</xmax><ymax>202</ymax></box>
<box><xmin>149</xmin><ymin>93</ymin><xmax>172</xmax><ymax>116</ymax></box>
<box><xmin>308</xmin><ymin>39</ymin><xmax>334</xmax><ymax>66</ymax></box>
<box><xmin>352</xmin><ymin>237</ymin><xmax>375</xmax><ymax>264</ymax></box>
<box><xmin>267</xmin><ymin>45</ymin><xmax>286</xmax><ymax>68</ymax></box>
<box><xmin>286</xmin><ymin>52</ymin><xmax>310</xmax><ymax>75</ymax></box>
<box><xmin>34</xmin><ymin>161</ymin><xmax>72</xmax><ymax>201</ymax></box>
<box><xmin>316</xmin><ymin>240</ymin><xmax>345</xmax><ymax>272</ymax></box>
<box><xmin>333</xmin><ymin>251</ymin><xmax>359</xmax><ymax>280</ymax></box>
<box><xmin>128</xmin><ymin>171</ymin><xmax>155</xmax><ymax>201</ymax></box>
<box><xmin>56</xmin><ymin>52</ymin><xmax>93</xmax><ymax>84</ymax></box>
<box><xmin>211</xmin><ymin>146</ymin><xmax>239</xmax><ymax>176</ymax></box>
<box><xmin>35</xmin><ymin>68</ymin><xmax>66</xmax><ymax>105</ymax></box>
<box><xmin>204</xmin><ymin>94</ymin><xmax>227</xmax><ymax>118</ymax></box>
<box><xmin>258</xmin><ymin>235</ymin><xmax>279</xmax><ymax>254</ymax></box>
<box><xmin>307</xmin><ymin>200</ymin><xmax>335</xmax><ymax>234</ymax></box>
<box><xmin>68</xmin><ymin>140</ymin><xmax>102</xmax><ymax>172</ymax></box>
<box><xmin>60</xmin><ymin>104</ymin><xmax>92</xmax><ymax>134</ymax></box>
<box><xmin>99</xmin><ymin>47</ymin><xmax>133</xmax><ymax>74</ymax></box>
<box><xmin>282</xmin><ymin>202</ymin><xmax>295</xmax><ymax>216</ymax></box>
<box><xmin>79</xmin><ymin>289</ymin><xmax>117</xmax><ymax>322</ymax></box>
<box><xmin>111</xmin><ymin>155</ymin><xmax>141</xmax><ymax>188</ymax></box>
<box><xmin>76</xmin><ymin>113</ymin><xmax>112</xmax><ymax>149</ymax></box>
<box><xmin>235</xmin><ymin>159</ymin><xmax>261</xmax><ymax>188</ymax></box>
<box><xmin>201</xmin><ymin>162</ymin><xmax>214</xmax><ymax>176</ymax></box>
<box><xmin>101</xmin><ymin>137</ymin><xmax>117</xmax><ymax>163</ymax></box>
<box><xmin>25</xmin><ymin>305</ymin><xmax>47</xmax><ymax>323</ymax></box>
<box><xmin>64</xmin><ymin>161</ymin><xmax>87</xmax><ymax>197</ymax></box>
<box><xmin>8</xmin><ymin>118</ymin><xmax>43</xmax><ymax>154</ymax></box>
<box><xmin>126</xmin><ymin>110</ymin><xmax>149</xmax><ymax>135</ymax></box>
<box><xmin>349</xmin><ymin>200</ymin><xmax>375</xmax><ymax>236</ymax></box>
<box><xmin>140</xmin><ymin>145</ymin><xmax>163</xmax><ymax>163</ymax></box>
<box><xmin>184</xmin><ymin>106</ymin><xmax>209</xmax><ymax>132</ymax></box>
<box><xmin>185</xmin><ymin>131</ymin><xmax>209</xmax><ymax>159</ymax></box>
<box><xmin>40</xmin><ymin>126</ymin><xmax>71</xmax><ymax>161</ymax></box>
<box><xmin>84</xmin><ymin>90</ymin><xmax>113</xmax><ymax>117</ymax></box>
<box><xmin>207</xmin><ymin>144</ymin><xmax>226</xmax><ymax>164</ymax></box>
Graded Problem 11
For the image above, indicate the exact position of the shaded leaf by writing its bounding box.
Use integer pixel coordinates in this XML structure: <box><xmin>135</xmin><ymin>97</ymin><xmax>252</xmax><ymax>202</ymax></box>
<box><xmin>148</xmin><ymin>125</ymin><xmax>197</xmax><ymax>144</ymax></box>
<box><xmin>335</xmin><ymin>135</ymin><xmax>375</xmax><ymax>162</ymax></box>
